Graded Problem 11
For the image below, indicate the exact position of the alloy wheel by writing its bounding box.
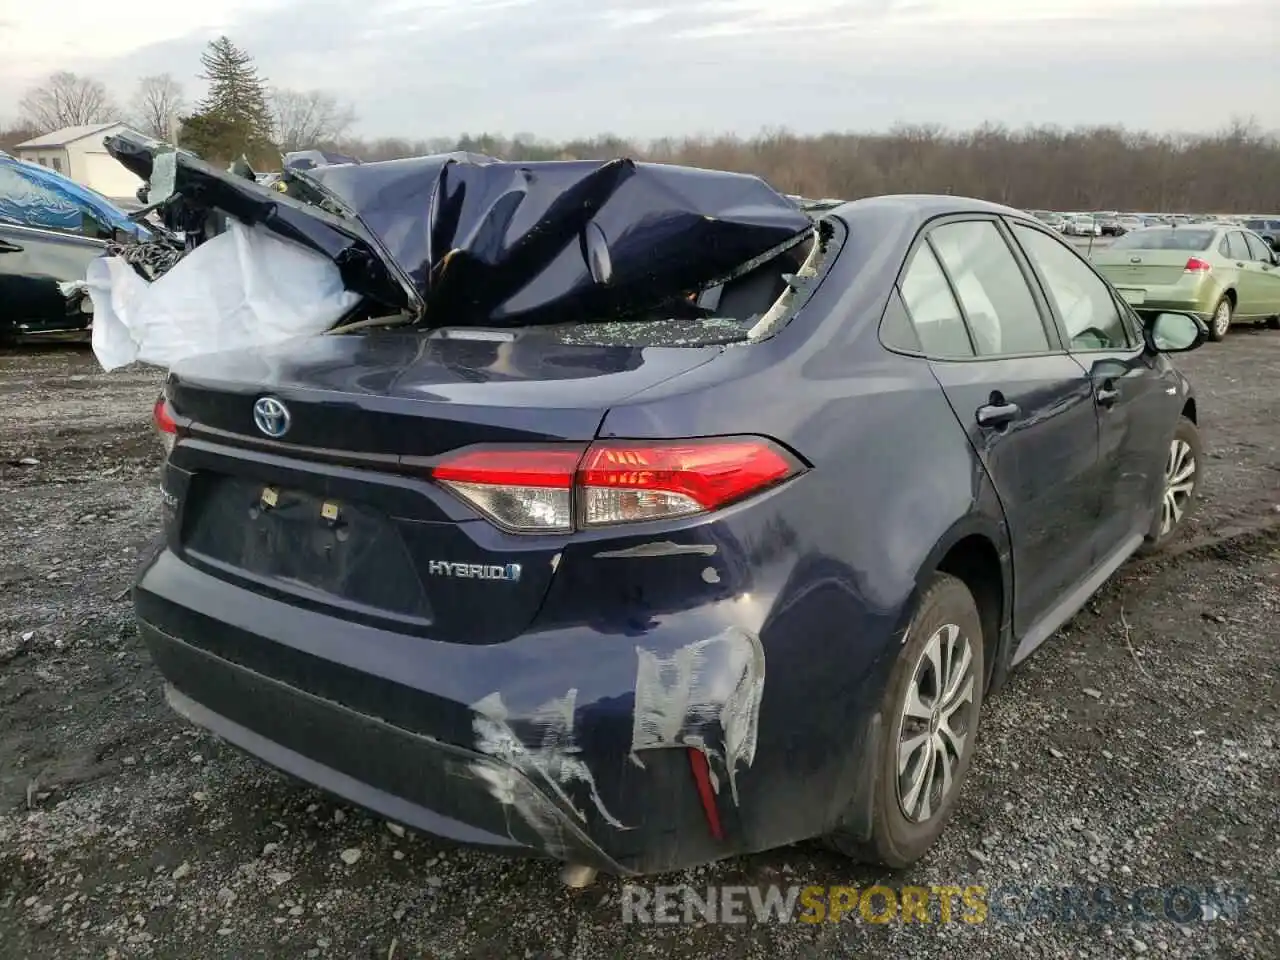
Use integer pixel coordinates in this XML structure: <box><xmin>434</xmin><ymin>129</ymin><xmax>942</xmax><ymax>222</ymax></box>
<box><xmin>1161</xmin><ymin>437</ymin><xmax>1197</xmax><ymax>536</ymax></box>
<box><xmin>1213</xmin><ymin>300</ymin><xmax>1231</xmax><ymax>338</ymax></box>
<box><xmin>896</xmin><ymin>623</ymin><xmax>977</xmax><ymax>823</ymax></box>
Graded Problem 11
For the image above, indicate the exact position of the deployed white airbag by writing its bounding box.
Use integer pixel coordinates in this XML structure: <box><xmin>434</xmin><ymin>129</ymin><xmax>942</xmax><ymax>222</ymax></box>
<box><xmin>88</xmin><ymin>219</ymin><xmax>361</xmax><ymax>371</ymax></box>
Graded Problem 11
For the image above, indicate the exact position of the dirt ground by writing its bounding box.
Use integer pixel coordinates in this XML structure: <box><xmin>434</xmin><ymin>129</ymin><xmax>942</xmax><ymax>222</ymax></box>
<box><xmin>1</xmin><ymin>329</ymin><xmax>1277</xmax><ymax>960</ymax></box>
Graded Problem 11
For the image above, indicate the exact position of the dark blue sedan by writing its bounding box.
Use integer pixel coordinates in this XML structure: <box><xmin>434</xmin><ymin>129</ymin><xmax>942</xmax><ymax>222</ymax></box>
<box><xmin>133</xmin><ymin>173</ymin><xmax>1206</xmax><ymax>879</ymax></box>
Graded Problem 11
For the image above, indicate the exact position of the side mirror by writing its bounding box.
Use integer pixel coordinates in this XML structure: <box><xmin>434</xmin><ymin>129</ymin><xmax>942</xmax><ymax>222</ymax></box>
<box><xmin>1145</xmin><ymin>311</ymin><xmax>1206</xmax><ymax>354</ymax></box>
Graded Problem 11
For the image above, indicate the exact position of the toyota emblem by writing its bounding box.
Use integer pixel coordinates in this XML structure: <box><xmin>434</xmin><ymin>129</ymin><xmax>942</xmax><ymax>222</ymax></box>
<box><xmin>253</xmin><ymin>396</ymin><xmax>291</xmax><ymax>438</ymax></box>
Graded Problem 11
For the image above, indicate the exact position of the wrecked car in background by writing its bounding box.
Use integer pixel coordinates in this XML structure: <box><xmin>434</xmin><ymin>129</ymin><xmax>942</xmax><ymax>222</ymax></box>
<box><xmin>110</xmin><ymin>129</ymin><xmax>1209</xmax><ymax>879</ymax></box>
<box><xmin>0</xmin><ymin>151</ymin><xmax>150</xmax><ymax>341</ymax></box>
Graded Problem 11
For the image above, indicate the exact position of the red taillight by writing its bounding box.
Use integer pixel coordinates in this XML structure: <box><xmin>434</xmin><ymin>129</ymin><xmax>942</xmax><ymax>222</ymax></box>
<box><xmin>153</xmin><ymin>395</ymin><xmax>177</xmax><ymax>456</ymax></box>
<box><xmin>432</xmin><ymin>447</ymin><xmax>581</xmax><ymax>533</ymax></box>
<box><xmin>1184</xmin><ymin>257</ymin><xmax>1212</xmax><ymax>273</ymax></box>
<box><xmin>430</xmin><ymin>437</ymin><xmax>802</xmax><ymax>533</ymax></box>
<box><xmin>578</xmin><ymin>439</ymin><xmax>798</xmax><ymax>527</ymax></box>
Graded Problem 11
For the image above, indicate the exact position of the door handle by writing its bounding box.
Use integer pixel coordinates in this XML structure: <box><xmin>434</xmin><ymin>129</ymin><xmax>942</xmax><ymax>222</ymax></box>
<box><xmin>1096</xmin><ymin>385</ymin><xmax>1120</xmax><ymax>406</ymax></box>
<box><xmin>0</xmin><ymin>239</ymin><xmax>23</xmax><ymax>253</ymax></box>
<box><xmin>976</xmin><ymin>401</ymin><xmax>1020</xmax><ymax>427</ymax></box>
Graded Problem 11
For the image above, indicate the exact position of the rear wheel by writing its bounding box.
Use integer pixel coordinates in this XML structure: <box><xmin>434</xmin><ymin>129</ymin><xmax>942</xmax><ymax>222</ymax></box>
<box><xmin>1266</xmin><ymin>316</ymin><xmax>1280</xmax><ymax>330</ymax></box>
<box><xmin>825</xmin><ymin>573</ymin><xmax>984</xmax><ymax>867</ymax></box>
<box><xmin>1208</xmin><ymin>297</ymin><xmax>1231</xmax><ymax>341</ymax></box>
<box><xmin>1141</xmin><ymin>417</ymin><xmax>1202</xmax><ymax>553</ymax></box>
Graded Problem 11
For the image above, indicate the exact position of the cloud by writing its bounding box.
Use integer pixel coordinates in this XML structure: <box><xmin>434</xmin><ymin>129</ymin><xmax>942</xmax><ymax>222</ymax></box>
<box><xmin>1</xmin><ymin>0</ymin><xmax>1276</xmax><ymax>137</ymax></box>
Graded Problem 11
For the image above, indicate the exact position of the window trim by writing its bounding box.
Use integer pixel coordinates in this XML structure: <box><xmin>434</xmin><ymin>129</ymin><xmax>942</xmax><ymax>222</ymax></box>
<box><xmin>1005</xmin><ymin>216</ymin><xmax>1143</xmax><ymax>356</ymax></box>
<box><xmin>888</xmin><ymin>212</ymin><xmax>1068</xmax><ymax>362</ymax></box>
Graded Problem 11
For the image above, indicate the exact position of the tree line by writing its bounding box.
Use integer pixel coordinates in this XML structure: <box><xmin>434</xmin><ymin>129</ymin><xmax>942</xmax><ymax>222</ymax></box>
<box><xmin>3</xmin><ymin>36</ymin><xmax>1277</xmax><ymax>214</ymax></box>
<box><xmin>2</xmin><ymin>37</ymin><xmax>356</xmax><ymax>165</ymax></box>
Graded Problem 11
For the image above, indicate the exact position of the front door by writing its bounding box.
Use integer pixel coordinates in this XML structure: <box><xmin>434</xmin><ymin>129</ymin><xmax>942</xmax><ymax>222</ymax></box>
<box><xmin>1010</xmin><ymin>222</ymin><xmax>1170</xmax><ymax>560</ymax></box>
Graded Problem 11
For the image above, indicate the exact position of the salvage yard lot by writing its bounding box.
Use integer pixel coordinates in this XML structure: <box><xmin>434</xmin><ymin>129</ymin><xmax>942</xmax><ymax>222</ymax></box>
<box><xmin>1</xmin><ymin>332</ymin><xmax>1278</xmax><ymax>959</ymax></box>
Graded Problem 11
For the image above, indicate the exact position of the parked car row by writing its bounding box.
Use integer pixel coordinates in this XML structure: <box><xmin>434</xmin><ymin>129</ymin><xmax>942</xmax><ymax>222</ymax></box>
<box><xmin>1026</xmin><ymin>209</ymin><xmax>1280</xmax><ymax>241</ymax></box>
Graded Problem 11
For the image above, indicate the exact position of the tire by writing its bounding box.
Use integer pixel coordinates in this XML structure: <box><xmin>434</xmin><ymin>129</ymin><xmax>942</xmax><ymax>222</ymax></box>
<box><xmin>1208</xmin><ymin>296</ymin><xmax>1232</xmax><ymax>342</ymax></box>
<box><xmin>825</xmin><ymin>573</ymin><xmax>985</xmax><ymax>867</ymax></box>
<box><xmin>1140</xmin><ymin>417</ymin><xmax>1203</xmax><ymax>554</ymax></box>
<box><xmin>1266</xmin><ymin>316</ymin><xmax>1280</xmax><ymax>330</ymax></box>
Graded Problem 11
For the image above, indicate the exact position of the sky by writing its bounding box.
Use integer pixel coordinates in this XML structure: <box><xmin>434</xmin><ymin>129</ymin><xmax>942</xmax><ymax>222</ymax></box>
<box><xmin>2</xmin><ymin>0</ymin><xmax>1277</xmax><ymax>140</ymax></box>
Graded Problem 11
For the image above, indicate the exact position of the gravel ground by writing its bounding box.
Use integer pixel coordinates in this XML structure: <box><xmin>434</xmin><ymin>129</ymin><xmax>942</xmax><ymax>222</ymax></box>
<box><xmin>1</xmin><ymin>329</ymin><xmax>1277</xmax><ymax>960</ymax></box>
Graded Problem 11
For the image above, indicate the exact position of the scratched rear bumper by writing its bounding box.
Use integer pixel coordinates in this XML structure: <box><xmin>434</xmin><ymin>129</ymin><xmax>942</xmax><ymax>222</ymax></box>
<box><xmin>131</xmin><ymin>547</ymin><xmax>796</xmax><ymax>875</ymax></box>
<box><xmin>143</xmin><ymin>623</ymin><xmax>626</xmax><ymax>873</ymax></box>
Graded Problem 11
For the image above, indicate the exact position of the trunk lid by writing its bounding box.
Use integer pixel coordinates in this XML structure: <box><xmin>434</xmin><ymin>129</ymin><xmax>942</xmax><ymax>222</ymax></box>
<box><xmin>165</xmin><ymin>330</ymin><xmax>719</xmax><ymax>644</ymax></box>
<box><xmin>1093</xmin><ymin>249</ymin><xmax>1199</xmax><ymax>287</ymax></box>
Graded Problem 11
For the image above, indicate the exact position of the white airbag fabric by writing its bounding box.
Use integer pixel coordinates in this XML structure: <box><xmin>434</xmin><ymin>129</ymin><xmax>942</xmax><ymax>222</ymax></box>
<box><xmin>88</xmin><ymin>219</ymin><xmax>360</xmax><ymax>371</ymax></box>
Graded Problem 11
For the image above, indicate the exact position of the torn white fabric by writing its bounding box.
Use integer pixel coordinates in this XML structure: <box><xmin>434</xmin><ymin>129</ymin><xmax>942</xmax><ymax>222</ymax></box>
<box><xmin>87</xmin><ymin>219</ymin><xmax>361</xmax><ymax>372</ymax></box>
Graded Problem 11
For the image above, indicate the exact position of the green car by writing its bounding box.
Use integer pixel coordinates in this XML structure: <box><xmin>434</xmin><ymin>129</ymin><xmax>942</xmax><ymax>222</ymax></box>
<box><xmin>1092</xmin><ymin>224</ymin><xmax>1280</xmax><ymax>340</ymax></box>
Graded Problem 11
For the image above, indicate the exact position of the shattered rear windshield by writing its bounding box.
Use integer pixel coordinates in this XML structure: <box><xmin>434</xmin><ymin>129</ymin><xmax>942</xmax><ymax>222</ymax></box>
<box><xmin>426</xmin><ymin>219</ymin><xmax>835</xmax><ymax>348</ymax></box>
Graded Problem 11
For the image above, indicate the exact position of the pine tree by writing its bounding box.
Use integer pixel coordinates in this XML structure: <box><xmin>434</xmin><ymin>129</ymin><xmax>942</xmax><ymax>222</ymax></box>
<box><xmin>179</xmin><ymin>36</ymin><xmax>277</xmax><ymax>165</ymax></box>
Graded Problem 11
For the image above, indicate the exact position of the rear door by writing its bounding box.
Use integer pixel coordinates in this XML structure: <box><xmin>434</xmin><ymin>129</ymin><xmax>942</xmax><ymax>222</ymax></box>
<box><xmin>1224</xmin><ymin>231</ymin><xmax>1264</xmax><ymax>318</ymax></box>
<box><xmin>1010</xmin><ymin>221</ymin><xmax>1170</xmax><ymax>563</ymax></box>
<box><xmin>898</xmin><ymin>216</ymin><xmax>1099</xmax><ymax>634</ymax></box>
<box><xmin>1241</xmin><ymin>231</ymin><xmax>1280</xmax><ymax>316</ymax></box>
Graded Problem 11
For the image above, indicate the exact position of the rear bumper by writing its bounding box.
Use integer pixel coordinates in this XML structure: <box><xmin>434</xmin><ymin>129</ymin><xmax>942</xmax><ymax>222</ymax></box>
<box><xmin>144</xmin><ymin>623</ymin><xmax>625</xmax><ymax>872</ymax></box>
<box><xmin>1109</xmin><ymin>281</ymin><xmax>1218</xmax><ymax>318</ymax></box>
<box><xmin>134</xmin><ymin>547</ymin><xmax>890</xmax><ymax>874</ymax></box>
<box><xmin>1130</xmin><ymin>301</ymin><xmax>1213</xmax><ymax>320</ymax></box>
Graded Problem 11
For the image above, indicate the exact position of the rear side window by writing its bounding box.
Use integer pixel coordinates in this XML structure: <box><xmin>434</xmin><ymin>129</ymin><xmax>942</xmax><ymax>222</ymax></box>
<box><xmin>929</xmin><ymin>220</ymin><xmax>1049</xmax><ymax>356</ymax></box>
<box><xmin>899</xmin><ymin>243</ymin><xmax>973</xmax><ymax>358</ymax></box>
<box><xmin>1014</xmin><ymin>225</ymin><xmax>1132</xmax><ymax>351</ymax></box>
<box><xmin>1225</xmin><ymin>232</ymin><xmax>1250</xmax><ymax>261</ymax></box>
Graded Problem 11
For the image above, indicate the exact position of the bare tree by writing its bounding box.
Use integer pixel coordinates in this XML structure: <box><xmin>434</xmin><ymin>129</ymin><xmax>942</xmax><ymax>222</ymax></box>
<box><xmin>269</xmin><ymin>89</ymin><xmax>356</xmax><ymax>152</ymax></box>
<box><xmin>131</xmin><ymin>74</ymin><xmax>185</xmax><ymax>141</ymax></box>
<box><xmin>19</xmin><ymin>72</ymin><xmax>119</xmax><ymax>132</ymax></box>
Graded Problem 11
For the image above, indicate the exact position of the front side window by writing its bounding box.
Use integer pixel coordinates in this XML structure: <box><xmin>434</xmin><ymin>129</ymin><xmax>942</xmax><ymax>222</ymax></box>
<box><xmin>1014</xmin><ymin>224</ymin><xmax>1132</xmax><ymax>351</ymax></box>
<box><xmin>929</xmin><ymin>220</ymin><xmax>1049</xmax><ymax>356</ymax></box>
<box><xmin>900</xmin><ymin>243</ymin><xmax>973</xmax><ymax>358</ymax></box>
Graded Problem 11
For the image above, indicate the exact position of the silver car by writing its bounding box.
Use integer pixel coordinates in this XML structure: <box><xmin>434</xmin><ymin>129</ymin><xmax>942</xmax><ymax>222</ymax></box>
<box><xmin>1065</xmin><ymin>216</ymin><xmax>1102</xmax><ymax>237</ymax></box>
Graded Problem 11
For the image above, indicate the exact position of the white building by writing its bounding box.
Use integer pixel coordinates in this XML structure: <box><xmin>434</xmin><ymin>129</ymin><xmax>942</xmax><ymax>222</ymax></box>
<box><xmin>13</xmin><ymin>122</ymin><xmax>145</xmax><ymax>199</ymax></box>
